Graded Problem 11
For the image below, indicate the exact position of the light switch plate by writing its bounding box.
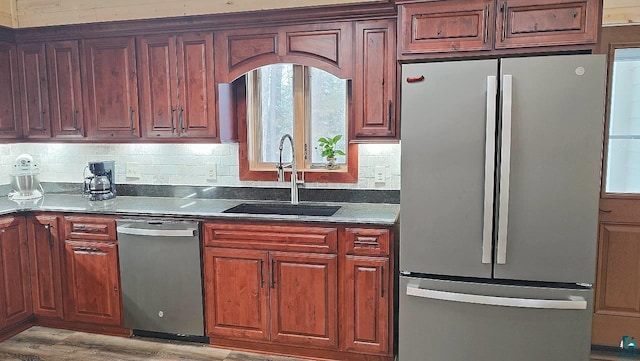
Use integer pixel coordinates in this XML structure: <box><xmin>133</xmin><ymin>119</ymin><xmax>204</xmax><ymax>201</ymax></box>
<box><xmin>126</xmin><ymin>162</ymin><xmax>141</xmax><ymax>178</ymax></box>
<box><xmin>374</xmin><ymin>166</ymin><xmax>386</xmax><ymax>183</ymax></box>
<box><xmin>206</xmin><ymin>164</ymin><xmax>217</xmax><ymax>180</ymax></box>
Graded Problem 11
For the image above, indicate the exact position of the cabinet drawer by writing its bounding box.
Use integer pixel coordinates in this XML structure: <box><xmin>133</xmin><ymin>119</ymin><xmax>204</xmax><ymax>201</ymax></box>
<box><xmin>345</xmin><ymin>228</ymin><xmax>390</xmax><ymax>256</ymax></box>
<box><xmin>64</xmin><ymin>216</ymin><xmax>117</xmax><ymax>241</ymax></box>
<box><xmin>204</xmin><ymin>223</ymin><xmax>338</xmax><ymax>253</ymax></box>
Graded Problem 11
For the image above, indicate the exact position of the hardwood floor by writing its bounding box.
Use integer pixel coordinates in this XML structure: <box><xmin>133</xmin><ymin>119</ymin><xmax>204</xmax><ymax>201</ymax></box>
<box><xmin>1</xmin><ymin>326</ymin><xmax>637</xmax><ymax>360</ymax></box>
<box><xmin>0</xmin><ymin>326</ymin><xmax>308</xmax><ymax>361</ymax></box>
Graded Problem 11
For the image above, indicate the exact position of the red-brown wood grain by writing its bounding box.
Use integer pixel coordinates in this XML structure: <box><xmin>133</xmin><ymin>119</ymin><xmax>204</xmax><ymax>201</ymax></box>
<box><xmin>47</xmin><ymin>40</ymin><xmax>85</xmax><ymax>139</ymax></box>
<box><xmin>17</xmin><ymin>42</ymin><xmax>50</xmax><ymax>138</ymax></box>
<box><xmin>27</xmin><ymin>215</ymin><xmax>64</xmax><ymax>320</ymax></box>
<box><xmin>204</xmin><ymin>247</ymin><xmax>269</xmax><ymax>340</ymax></box>
<box><xmin>0</xmin><ymin>217</ymin><xmax>32</xmax><ymax>328</ymax></box>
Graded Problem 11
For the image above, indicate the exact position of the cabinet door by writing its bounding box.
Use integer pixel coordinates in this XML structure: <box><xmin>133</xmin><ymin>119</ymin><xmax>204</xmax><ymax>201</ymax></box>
<box><xmin>204</xmin><ymin>248</ymin><xmax>269</xmax><ymax>340</ymax></box>
<box><xmin>64</xmin><ymin>240</ymin><xmax>122</xmax><ymax>326</ymax></box>
<box><xmin>270</xmin><ymin>252</ymin><xmax>337</xmax><ymax>349</ymax></box>
<box><xmin>27</xmin><ymin>215</ymin><xmax>64</xmax><ymax>319</ymax></box>
<box><xmin>84</xmin><ymin>37</ymin><xmax>140</xmax><ymax>139</ymax></box>
<box><xmin>138</xmin><ymin>34</ymin><xmax>179</xmax><ymax>138</ymax></box>
<box><xmin>342</xmin><ymin>256</ymin><xmax>389</xmax><ymax>355</ymax></box>
<box><xmin>47</xmin><ymin>40</ymin><xmax>84</xmax><ymax>139</ymax></box>
<box><xmin>18</xmin><ymin>42</ymin><xmax>51</xmax><ymax>138</ymax></box>
<box><xmin>495</xmin><ymin>0</ymin><xmax>599</xmax><ymax>49</ymax></box>
<box><xmin>0</xmin><ymin>217</ymin><xmax>32</xmax><ymax>328</ymax></box>
<box><xmin>0</xmin><ymin>41</ymin><xmax>22</xmax><ymax>139</ymax></box>
<box><xmin>176</xmin><ymin>32</ymin><xmax>216</xmax><ymax>138</ymax></box>
<box><xmin>352</xmin><ymin>20</ymin><xmax>397</xmax><ymax>141</ymax></box>
<box><xmin>398</xmin><ymin>0</ymin><xmax>494</xmax><ymax>56</ymax></box>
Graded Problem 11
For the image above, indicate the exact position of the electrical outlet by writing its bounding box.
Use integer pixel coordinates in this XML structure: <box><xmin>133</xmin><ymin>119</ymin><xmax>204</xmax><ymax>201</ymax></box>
<box><xmin>374</xmin><ymin>166</ymin><xmax>386</xmax><ymax>183</ymax></box>
<box><xmin>206</xmin><ymin>164</ymin><xmax>217</xmax><ymax>180</ymax></box>
<box><xmin>126</xmin><ymin>162</ymin><xmax>141</xmax><ymax>178</ymax></box>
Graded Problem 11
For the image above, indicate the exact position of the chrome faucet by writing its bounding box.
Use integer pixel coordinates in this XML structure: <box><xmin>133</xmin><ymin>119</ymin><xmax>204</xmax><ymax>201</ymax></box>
<box><xmin>277</xmin><ymin>134</ymin><xmax>303</xmax><ymax>205</ymax></box>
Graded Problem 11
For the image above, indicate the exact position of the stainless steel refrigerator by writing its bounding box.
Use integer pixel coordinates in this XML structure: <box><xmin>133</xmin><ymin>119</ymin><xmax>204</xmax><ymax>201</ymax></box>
<box><xmin>399</xmin><ymin>54</ymin><xmax>606</xmax><ymax>361</ymax></box>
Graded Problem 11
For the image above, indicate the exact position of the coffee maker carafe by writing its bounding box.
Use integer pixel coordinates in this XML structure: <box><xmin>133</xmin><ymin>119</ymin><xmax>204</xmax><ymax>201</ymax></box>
<box><xmin>83</xmin><ymin>161</ymin><xmax>116</xmax><ymax>201</ymax></box>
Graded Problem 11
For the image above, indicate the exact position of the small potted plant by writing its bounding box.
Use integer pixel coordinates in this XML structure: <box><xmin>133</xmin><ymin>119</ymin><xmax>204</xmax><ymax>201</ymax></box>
<box><xmin>317</xmin><ymin>134</ymin><xmax>346</xmax><ymax>170</ymax></box>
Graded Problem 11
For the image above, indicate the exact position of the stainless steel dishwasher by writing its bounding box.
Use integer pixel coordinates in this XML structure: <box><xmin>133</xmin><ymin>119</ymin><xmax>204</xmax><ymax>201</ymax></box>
<box><xmin>116</xmin><ymin>219</ymin><xmax>204</xmax><ymax>337</ymax></box>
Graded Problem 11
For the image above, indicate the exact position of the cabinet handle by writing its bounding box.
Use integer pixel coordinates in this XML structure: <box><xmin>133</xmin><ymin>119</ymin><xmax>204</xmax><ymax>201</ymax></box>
<box><xmin>599</xmin><ymin>208</ymin><xmax>612</xmax><ymax>213</ymax></box>
<box><xmin>41</xmin><ymin>111</ymin><xmax>46</xmax><ymax>131</ymax></box>
<box><xmin>73</xmin><ymin>109</ymin><xmax>78</xmax><ymax>130</ymax></box>
<box><xmin>73</xmin><ymin>247</ymin><xmax>101</xmax><ymax>253</ymax></box>
<box><xmin>501</xmin><ymin>2</ymin><xmax>508</xmax><ymax>41</ymax></box>
<box><xmin>388</xmin><ymin>100</ymin><xmax>393</xmax><ymax>131</ymax></box>
<box><xmin>354</xmin><ymin>241</ymin><xmax>379</xmax><ymax>246</ymax></box>
<box><xmin>129</xmin><ymin>107</ymin><xmax>135</xmax><ymax>134</ymax></box>
<box><xmin>170</xmin><ymin>106</ymin><xmax>176</xmax><ymax>133</ymax></box>
<box><xmin>381</xmin><ymin>265</ymin><xmax>385</xmax><ymax>298</ymax></box>
<box><xmin>45</xmin><ymin>224</ymin><xmax>54</xmax><ymax>249</ymax></box>
<box><xmin>484</xmin><ymin>4</ymin><xmax>490</xmax><ymax>44</ymax></box>
<box><xmin>270</xmin><ymin>259</ymin><xmax>276</xmax><ymax>288</ymax></box>
<box><xmin>114</xmin><ymin>286</ymin><xmax>118</xmax><ymax>292</ymax></box>
<box><xmin>179</xmin><ymin>107</ymin><xmax>184</xmax><ymax>133</ymax></box>
<box><xmin>260</xmin><ymin>259</ymin><xmax>264</xmax><ymax>288</ymax></box>
<box><xmin>406</xmin><ymin>75</ymin><xmax>425</xmax><ymax>83</ymax></box>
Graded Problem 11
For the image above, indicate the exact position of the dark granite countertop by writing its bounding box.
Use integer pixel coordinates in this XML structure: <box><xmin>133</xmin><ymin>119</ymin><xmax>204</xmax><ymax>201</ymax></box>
<box><xmin>0</xmin><ymin>194</ymin><xmax>399</xmax><ymax>226</ymax></box>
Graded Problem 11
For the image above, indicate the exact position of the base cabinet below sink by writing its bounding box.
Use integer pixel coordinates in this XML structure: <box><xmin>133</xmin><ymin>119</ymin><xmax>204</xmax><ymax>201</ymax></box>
<box><xmin>203</xmin><ymin>221</ymin><xmax>395</xmax><ymax>361</ymax></box>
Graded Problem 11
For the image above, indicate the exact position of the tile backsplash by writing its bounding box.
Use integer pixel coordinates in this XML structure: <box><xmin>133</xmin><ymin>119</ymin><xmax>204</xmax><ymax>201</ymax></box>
<box><xmin>1</xmin><ymin>143</ymin><xmax>400</xmax><ymax>190</ymax></box>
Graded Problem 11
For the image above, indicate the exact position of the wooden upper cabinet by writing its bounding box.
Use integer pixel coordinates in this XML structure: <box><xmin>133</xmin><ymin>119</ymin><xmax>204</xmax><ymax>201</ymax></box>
<box><xmin>84</xmin><ymin>37</ymin><xmax>140</xmax><ymax>139</ymax></box>
<box><xmin>176</xmin><ymin>33</ymin><xmax>216</xmax><ymax>138</ymax></box>
<box><xmin>0</xmin><ymin>216</ymin><xmax>32</xmax><ymax>328</ymax></box>
<box><xmin>397</xmin><ymin>0</ymin><xmax>599</xmax><ymax>57</ymax></box>
<box><xmin>215</xmin><ymin>22</ymin><xmax>352</xmax><ymax>83</ymax></box>
<box><xmin>47</xmin><ymin>40</ymin><xmax>84</xmax><ymax>139</ymax></box>
<box><xmin>27</xmin><ymin>214</ymin><xmax>64</xmax><ymax>320</ymax></box>
<box><xmin>138</xmin><ymin>34</ymin><xmax>178</xmax><ymax>138</ymax></box>
<box><xmin>0</xmin><ymin>42</ymin><xmax>22</xmax><ymax>139</ymax></box>
<box><xmin>352</xmin><ymin>20</ymin><xmax>397</xmax><ymax>141</ymax></box>
<box><xmin>138</xmin><ymin>32</ymin><xmax>217</xmax><ymax>139</ymax></box>
<box><xmin>18</xmin><ymin>42</ymin><xmax>51</xmax><ymax>138</ymax></box>
<box><xmin>398</xmin><ymin>0</ymin><xmax>494</xmax><ymax>56</ymax></box>
<box><xmin>495</xmin><ymin>0</ymin><xmax>599</xmax><ymax>49</ymax></box>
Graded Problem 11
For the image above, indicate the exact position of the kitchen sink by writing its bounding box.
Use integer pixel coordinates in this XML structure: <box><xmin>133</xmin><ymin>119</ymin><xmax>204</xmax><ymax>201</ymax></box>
<box><xmin>222</xmin><ymin>203</ymin><xmax>340</xmax><ymax>216</ymax></box>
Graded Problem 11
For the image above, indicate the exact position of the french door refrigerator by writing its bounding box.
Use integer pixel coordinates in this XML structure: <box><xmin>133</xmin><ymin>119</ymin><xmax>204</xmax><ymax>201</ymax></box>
<box><xmin>399</xmin><ymin>54</ymin><xmax>606</xmax><ymax>361</ymax></box>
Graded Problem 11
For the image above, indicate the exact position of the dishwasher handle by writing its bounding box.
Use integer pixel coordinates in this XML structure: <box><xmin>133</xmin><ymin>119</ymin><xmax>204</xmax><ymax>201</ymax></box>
<box><xmin>117</xmin><ymin>226</ymin><xmax>196</xmax><ymax>237</ymax></box>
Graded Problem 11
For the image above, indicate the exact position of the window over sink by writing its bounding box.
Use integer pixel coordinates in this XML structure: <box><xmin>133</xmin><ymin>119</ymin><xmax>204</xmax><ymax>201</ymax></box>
<box><xmin>238</xmin><ymin>63</ymin><xmax>358</xmax><ymax>183</ymax></box>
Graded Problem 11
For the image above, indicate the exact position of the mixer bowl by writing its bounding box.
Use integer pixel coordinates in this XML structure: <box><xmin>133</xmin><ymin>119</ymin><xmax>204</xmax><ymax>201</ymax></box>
<box><xmin>11</xmin><ymin>174</ymin><xmax>40</xmax><ymax>196</ymax></box>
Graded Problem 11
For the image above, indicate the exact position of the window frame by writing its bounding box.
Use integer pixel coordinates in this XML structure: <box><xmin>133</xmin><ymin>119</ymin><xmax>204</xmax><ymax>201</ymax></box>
<box><xmin>235</xmin><ymin>73</ymin><xmax>358</xmax><ymax>183</ymax></box>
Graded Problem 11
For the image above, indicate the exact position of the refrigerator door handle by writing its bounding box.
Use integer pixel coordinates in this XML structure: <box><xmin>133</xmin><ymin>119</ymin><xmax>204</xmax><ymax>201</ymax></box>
<box><xmin>482</xmin><ymin>76</ymin><xmax>498</xmax><ymax>264</ymax></box>
<box><xmin>497</xmin><ymin>74</ymin><xmax>513</xmax><ymax>265</ymax></box>
<box><xmin>406</xmin><ymin>282</ymin><xmax>587</xmax><ymax>310</ymax></box>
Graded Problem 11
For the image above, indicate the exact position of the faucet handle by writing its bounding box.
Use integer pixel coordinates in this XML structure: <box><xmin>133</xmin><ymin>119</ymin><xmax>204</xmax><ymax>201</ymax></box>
<box><xmin>276</xmin><ymin>164</ymin><xmax>285</xmax><ymax>182</ymax></box>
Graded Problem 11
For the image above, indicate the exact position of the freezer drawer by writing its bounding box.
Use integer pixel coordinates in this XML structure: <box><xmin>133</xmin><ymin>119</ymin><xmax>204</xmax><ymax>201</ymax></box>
<box><xmin>399</xmin><ymin>276</ymin><xmax>592</xmax><ymax>361</ymax></box>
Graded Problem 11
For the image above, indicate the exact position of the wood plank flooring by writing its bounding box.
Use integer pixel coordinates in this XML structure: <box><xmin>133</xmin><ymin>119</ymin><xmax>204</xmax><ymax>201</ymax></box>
<box><xmin>0</xmin><ymin>326</ymin><xmax>309</xmax><ymax>361</ymax></box>
<box><xmin>1</xmin><ymin>326</ymin><xmax>638</xmax><ymax>360</ymax></box>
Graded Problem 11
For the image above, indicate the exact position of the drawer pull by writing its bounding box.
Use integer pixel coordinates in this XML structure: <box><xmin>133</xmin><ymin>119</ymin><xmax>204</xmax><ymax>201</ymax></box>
<box><xmin>73</xmin><ymin>247</ymin><xmax>102</xmax><ymax>253</ymax></box>
<box><xmin>354</xmin><ymin>241</ymin><xmax>380</xmax><ymax>246</ymax></box>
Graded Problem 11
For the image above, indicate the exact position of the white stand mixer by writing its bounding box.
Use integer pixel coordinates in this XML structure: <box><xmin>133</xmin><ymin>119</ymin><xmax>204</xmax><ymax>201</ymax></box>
<box><xmin>8</xmin><ymin>154</ymin><xmax>44</xmax><ymax>202</ymax></box>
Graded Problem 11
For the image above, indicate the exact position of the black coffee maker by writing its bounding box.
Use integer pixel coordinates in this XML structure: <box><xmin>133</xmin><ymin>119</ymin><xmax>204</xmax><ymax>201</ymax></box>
<box><xmin>83</xmin><ymin>161</ymin><xmax>116</xmax><ymax>201</ymax></box>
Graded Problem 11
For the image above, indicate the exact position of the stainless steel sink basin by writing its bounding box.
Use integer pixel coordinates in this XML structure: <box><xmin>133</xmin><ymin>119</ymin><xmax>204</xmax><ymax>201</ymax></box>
<box><xmin>222</xmin><ymin>203</ymin><xmax>340</xmax><ymax>216</ymax></box>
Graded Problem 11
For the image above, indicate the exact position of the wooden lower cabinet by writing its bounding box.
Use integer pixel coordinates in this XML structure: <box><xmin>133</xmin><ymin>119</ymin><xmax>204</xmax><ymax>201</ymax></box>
<box><xmin>270</xmin><ymin>251</ymin><xmax>337</xmax><ymax>348</ymax></box>
<box><xmin>63</xmin><ymin>240</ymin><xmax>122</xmax><ymax>326</ymax></box>
<box><xmin>0</xmin><ymin>216</ymin><xmax>32</xmax><ymax>328</ymax></box>
<box><xmin>204</xmin><ymin>222</ymin><xmax>394</xmax><ymax>361</ymax></box>
<box><xmin>342</xmin><ymin>255</ymin><xmax>389</xmax><ymax>355</ymax></box>
<box><xmin>27</xmin><ymin>215</ymin><xmax>64</xmax><ymax>319</ymax></box>
<box><xmin>204</xmin><ymin>247</ymin><xmax>338</xmax><ymax>348</ymax></box>
<box><xmin>204</xmin><ymin>247</ymin><xmax>270</xmax><ymax>340</ymax></box>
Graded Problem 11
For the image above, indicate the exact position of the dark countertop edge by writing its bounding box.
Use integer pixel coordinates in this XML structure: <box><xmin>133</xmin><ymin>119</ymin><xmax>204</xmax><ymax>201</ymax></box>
<box><xmin>0</xmin><ymin>196</ymin><xmax>400</xmax><ymax>226</ymax></box>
